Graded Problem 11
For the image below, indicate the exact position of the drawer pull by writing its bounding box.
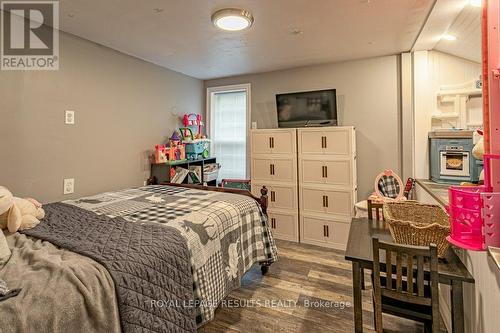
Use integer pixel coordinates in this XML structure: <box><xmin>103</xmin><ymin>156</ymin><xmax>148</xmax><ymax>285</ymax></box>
<box><xmin>270</xmin><ymin>164</ymin><xmax>275</xmax><ymax>175</ymax></box>
<box><xmin>322</xmin><ymin>195</ymin><xmax>329</xmax><ymax>208</ymax></box>
<box><xmin>322</xmin><ymin>165</ymin><xmax>328</xmax><ymax>178</ymax></box>
<box><xmin>270</xmin><ymin>191</ymin><xmax>275</xmax><ymax>202</ymax></box>
<box><xmin>323</xmin><ymin>225</ymin><xmax>326</xmax><ymax>237</ymax></box>
<box><xmin>321</xmin><ymin>136</ymin><xmax>325</xmax><ymax>148</ymax></box>
<box><xmin>269</xmin><ymin>137</ymin><xmax>275</xmax><ymax>148</ymax></box>
<box><xmin>271</xmin><ymin>217</ymin><xmax>276</xmax><ymax>229</ymax></box>
<box><xmin>324</xmin><ymin>136</ymin><xmax>327</xmax><ymax>148</ymax></box>
<box><xmin>326</xmin><ymin>225</ymin><xmax>329</xmax><ymax>237</ymax></box>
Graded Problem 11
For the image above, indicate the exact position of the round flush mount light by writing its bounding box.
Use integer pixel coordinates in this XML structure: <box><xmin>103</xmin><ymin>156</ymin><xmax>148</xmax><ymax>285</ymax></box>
<box><xmin>470</xmin><ymin>0</ymin><xmax>482</xmax><ymax>7</ymax></box>
<box><xmin>211</xmin><ymin>8</ymin><xmax>254</xmax><ymax>31</ymax></box>
<box><xmin>441</xmin><ymin>34</ymin><xmax>457</xmax><ymax>41</ymax></box>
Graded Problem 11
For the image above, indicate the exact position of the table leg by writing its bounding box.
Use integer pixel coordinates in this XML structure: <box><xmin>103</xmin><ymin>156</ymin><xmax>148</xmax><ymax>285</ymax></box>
<box><xmin>451</xmin><ymin>280</ymin><xmax>465</xmax><ymax>333</ymax></box>
<box><xmin>352</xmin><ymin>261</ymin><xmax>363</xmax><ymax>333</ymax></box>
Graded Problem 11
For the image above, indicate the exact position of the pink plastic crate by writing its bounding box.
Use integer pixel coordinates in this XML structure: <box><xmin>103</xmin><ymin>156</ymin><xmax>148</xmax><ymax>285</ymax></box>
<box><xmin>447</xmin><ymin>154</ymin><xmax>500</xmax><ymax>250</ymax></box>
<box><xmin>447</xmin><ymin>203</ymin><xmax>484</xmax><ymax>250</ymax></box>
<box><xmin>448</xmin><ymin>186</ymin><xmax>485</xmax><ymax>210</ymax></box>
<box><xmin>482</xmin><ymin>192</ymin><xmax>500</xmax><ymax>247</ymax></box>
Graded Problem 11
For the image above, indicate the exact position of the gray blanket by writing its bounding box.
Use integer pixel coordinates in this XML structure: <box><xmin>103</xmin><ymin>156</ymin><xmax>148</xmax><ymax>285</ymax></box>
<box><xmin>23</xmin><ymin>202</ymin><xmax>196</xmax><ymax>333</ymax></box>
<box><xmin>0</xmin><ymin>232</ymin><xmax>121</xmax><ymax>333</ymax></box>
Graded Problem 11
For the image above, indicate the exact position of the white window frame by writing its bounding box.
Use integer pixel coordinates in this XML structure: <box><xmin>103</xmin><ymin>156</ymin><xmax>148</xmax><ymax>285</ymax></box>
<box><xmin>206</xmin><ymin>83</ymin><xmax>251</xmax><ymax>179</ymax></box>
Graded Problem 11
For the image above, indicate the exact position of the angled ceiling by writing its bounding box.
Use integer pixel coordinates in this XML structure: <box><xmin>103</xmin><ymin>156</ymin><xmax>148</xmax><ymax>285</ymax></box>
<box><xmin>412</xmin><ymin>0</ymin><xmax>481</xmax><ymax>63</ymax></box>
<box><xmin>54</xmin><ymin>0</ymin><xmax>435</xmax><ymax>79</ymax></box>
<box><xmin>434</xmin><ymin>4</ymin><xmax>481</xmax><ymax>63</ymax></box>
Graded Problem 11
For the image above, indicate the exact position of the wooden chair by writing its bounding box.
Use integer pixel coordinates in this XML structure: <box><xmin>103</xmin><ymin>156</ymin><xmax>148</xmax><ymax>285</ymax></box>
<box><xmin>367</xmin><ymin>199</ymin><xmax>384</xmax><ymax>220</ymax></box>
<box><xmin>372</xmin><ymin>237</ymin><xmax>439</xmax><ymax>333</ymax></box>
<box><xmin>361</xmin><ymin>199</ymin><xmax>384</xmax><ymax>290</ymax></box>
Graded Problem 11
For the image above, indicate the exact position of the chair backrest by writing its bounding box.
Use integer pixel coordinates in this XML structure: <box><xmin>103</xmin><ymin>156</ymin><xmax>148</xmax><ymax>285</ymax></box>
<box><xmin>372</xmin><ymin>237</ymin><xmax>439</xmax><ymax>332</ymax></box>
<box><xmin>367</xmin><ymin>199</ymin><xmax>384</xmax><ymax>220</ymax></box>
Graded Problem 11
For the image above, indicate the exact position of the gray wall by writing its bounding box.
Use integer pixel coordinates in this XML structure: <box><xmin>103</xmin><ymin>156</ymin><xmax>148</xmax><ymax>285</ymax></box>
<box><xmin>205</xmin><ymin>55</ymin><xmax>401</xmax><ymax>198</ymax></box>
<box><xmin>0</xmin><ymin>33</ymin><xmax>203</xmax><ymax>203</ymax></box>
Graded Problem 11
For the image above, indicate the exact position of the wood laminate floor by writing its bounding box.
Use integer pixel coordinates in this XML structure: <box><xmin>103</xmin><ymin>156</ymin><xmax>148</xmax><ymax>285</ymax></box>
<box><xmin>199</xmin><ymin>240</ymin><xmax>447</xmax><ymax>333</ymax></box>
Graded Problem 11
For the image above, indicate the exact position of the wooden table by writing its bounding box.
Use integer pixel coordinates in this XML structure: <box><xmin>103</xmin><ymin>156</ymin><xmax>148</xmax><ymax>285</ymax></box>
<box><xmin>345</xmin><ymin>218</ymin><xmax>474</xmax><ymax>333</ymax></box>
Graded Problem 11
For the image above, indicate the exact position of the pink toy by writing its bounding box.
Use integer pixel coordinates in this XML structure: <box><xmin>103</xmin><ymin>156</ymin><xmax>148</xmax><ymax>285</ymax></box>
<box><xmin>168</xmin><ymin>131</ymin><xmax>185</xmax><ymax>161</ymax></box>
<box><xmin>155</xmin><ymin>144</ymin><xmax>168</xmax><ymax>163</ymax></box>
<box><xmin>182</xmin><ymin>113</ymin><xmax>205</xmax><ymax>139</ymax></box>
<box><xmin>447</xmin><ymin>154</ymin><xmax>500</xmax><ymax>250</ymax></box>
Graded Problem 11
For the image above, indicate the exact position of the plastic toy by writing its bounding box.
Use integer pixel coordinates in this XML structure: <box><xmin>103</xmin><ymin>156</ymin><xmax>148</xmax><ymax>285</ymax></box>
<box><xmin>168</xmin><ymin>131</ymin><xmax>186</xmax><ymax>161</ymax></box>
<box><xmin>182</xmin><ymin>113</ymin><xmax>206</xmax><ymax>139</ymax></box>
<box><xmin>179</xmin><ymin>127</ymin><xmax>210</xmax><ymax>160</ymax></box>
<box><xmin>154</xmin><ymin>144</ymin><xmax>168</xmax><ymax>163</ymax></box>
<box><xmin>447</xmin><ymin>154</ymin><xmax>500</xmax><ymax>250</ymax></box>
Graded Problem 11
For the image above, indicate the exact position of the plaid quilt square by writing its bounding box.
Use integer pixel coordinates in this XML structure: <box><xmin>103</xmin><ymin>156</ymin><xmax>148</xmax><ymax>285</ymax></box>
<box><xmin>196</xmin><ymin>252</ymin><xmax>226</xmax><ymax>319</ymax></box>
<box><xmin>126</xmin><ymin>205</ymin><xmax>192</xmax><ymax>224</ymax></box>
<box><xmin>140</xmin><ymin>185</ymin><xmax>189</xmax><ymax>195</ymax></box>
<box><xmin>93</xmin><ymin>200</ymin><xmax>154</xmax><ymax>217</ymax></box>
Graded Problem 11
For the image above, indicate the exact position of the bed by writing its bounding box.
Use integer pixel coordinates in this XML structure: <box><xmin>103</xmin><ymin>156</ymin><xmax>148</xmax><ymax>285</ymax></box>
<box><xmin>0</xmin><ymin>184</ymin><xmax>277</xmax><ymax>333</ymax></box>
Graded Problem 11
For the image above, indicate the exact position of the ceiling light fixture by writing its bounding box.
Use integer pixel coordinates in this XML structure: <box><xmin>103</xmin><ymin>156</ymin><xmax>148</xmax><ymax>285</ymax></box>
<box><xmin>211</xmin><ymin>8</ymin><xmax>254</xmax><ymax>31</ymax></box>
<box><xmin>441</xmin><ymin>34</ymin><xmax>457</xmax><ymax>41</ymax></box>
<box><xmin>470</xmin><ymin>0</ymin><xmax>482</xmax><ymax>7</ymax></box>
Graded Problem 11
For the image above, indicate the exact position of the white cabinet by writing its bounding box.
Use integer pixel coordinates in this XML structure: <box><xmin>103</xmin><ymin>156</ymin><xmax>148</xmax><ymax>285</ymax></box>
<box><xmin>268</xmin><ymin>211</ymin><xmax>299</xmax><ymax>242</ymax></box>
<box><xmin>298</xmin><ymin>127</ymin><xmax>355</xmax><ymax>156</ymax></box>
<box><xmin>299</xmin><ymin>158</ymin><xmax>354</xmax><ymax>187</ymax></box>
<box><xmin>252</xmin><ymin>182</ymin><xmax>297</xmax><ymax>211</ymax></box>
<box><xmin>251</xmin><ymin>129</ymin><xmax>296</xmax><ymax>155</ymax></box>
<box><xmin>300</xmin><ymin>186</ymin><xmax>355</xmax><ymax>219</ymax></box>
<box><xmin>251</xmin><ymin>126</ymin><xmax>356</xmax><ymax>247</ymax></box>
<box><xmin>298</xmin><ymin>127</ymin><xmax>357</xmax><ymax>250</ymax></box>
<box><xmin>251</xmin><ymin>129</ymin><xmax>298</xmax><ymax>241</ymax></box>
<box><xmin>251</xmin><ymin>157</ymin><xmax>296</xmax><ymax>183</ymax></box>
<box><xmin>300</xmin><ymin>216</ymin><xmax>352</xmax><ymax>250</ymax></box>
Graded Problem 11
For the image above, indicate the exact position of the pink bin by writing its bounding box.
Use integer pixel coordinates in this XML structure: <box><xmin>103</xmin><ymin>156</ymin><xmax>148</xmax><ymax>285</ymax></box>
<box><xmin>447</xmin><ymin>154</ymin><xmax>500</xmax><ymax>250</ymax></box>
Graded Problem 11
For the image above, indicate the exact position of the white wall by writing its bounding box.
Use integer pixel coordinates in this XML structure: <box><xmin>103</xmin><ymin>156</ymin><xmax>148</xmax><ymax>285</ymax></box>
<box><xmin>413</xmin><ymin>50</ymin><xmax>482</xmax><ymax>179</ymax></box>
<box><xmin>0</xmin><ymin>32</ymin><xmax>203</xmax><ymax>203</ymax></box>
<box><xmin>205</xmin><ymin>55</ymin><xmax>401</xmax><ymax>199</ymax></box>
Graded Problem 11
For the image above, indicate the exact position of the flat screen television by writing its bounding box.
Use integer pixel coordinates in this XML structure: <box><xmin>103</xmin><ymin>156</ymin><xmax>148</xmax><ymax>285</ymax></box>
<box><xmin>276</xmin><ymin>89</ymin><xmax>337</xmax><ymax>128</ymax></box>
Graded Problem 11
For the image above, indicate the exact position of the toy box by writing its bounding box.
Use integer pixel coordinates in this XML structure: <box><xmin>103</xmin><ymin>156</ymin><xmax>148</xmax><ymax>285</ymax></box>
<box><xmin>180</xmin><ymin>127</ymin><xmax>210</xmax><ymax>160</ymax></box>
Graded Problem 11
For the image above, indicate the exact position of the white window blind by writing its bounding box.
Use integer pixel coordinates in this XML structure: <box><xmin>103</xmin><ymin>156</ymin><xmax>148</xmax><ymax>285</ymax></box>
<box><xmin>210</xmin><ymin>90</ymin><xmax>247</xmax><ymax>181</ymax></box>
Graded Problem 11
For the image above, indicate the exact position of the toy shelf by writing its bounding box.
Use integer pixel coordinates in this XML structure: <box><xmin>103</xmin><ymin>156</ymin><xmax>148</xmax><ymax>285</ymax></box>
<box><xmin>149</xmin><ymin>157</ymin><xmax>217</xmax><ymax>186</ymax></box>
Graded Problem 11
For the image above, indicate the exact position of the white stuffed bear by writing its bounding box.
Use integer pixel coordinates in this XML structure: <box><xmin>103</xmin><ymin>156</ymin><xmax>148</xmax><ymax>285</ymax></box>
<box><xmin>472</xmin><ymin>129</ymin><xmax>485</xmax><ymax>182</ymax></box>
<box><xmin>0</xmin><ymin>186</ymin><xmax>45</xmax><ymax>233</ymax></box>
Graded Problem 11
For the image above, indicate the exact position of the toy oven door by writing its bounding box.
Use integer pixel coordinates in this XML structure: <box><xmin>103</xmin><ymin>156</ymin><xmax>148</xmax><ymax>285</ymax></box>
<box><xmin>440</xmin><ymin>151</ymin><xmax>470</xmax><ymax>177</ymax></box>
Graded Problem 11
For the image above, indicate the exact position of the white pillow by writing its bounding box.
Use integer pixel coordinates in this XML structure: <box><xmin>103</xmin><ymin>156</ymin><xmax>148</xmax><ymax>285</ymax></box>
<box><xmin>0</xmin><ymin>231</ymin><xmax>10</xmax><ymax>266</ymax></box>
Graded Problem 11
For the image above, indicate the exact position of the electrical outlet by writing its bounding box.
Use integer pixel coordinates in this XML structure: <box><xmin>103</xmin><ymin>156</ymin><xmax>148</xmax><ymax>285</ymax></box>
<box><xmin>63</xmin><ymin>178</ymin><xmax>75</xmax><ymax>194</ymax></box>
<box><xmin>65</xmin><ymin>110</ymin><xmax>75</xmax><ymax>124</ymax></box>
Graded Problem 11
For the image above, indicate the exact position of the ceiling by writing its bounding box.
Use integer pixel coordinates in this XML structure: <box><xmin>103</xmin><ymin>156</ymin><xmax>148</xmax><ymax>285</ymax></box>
<box><xmin>434</xmin><ymin>4</ymin><xmax>481</xmax><ymax>63</ymax></box>
<box><xmin>54</xmin><ymin>0</ymin><xmax>435</xmax><ymax>79</ymax></box>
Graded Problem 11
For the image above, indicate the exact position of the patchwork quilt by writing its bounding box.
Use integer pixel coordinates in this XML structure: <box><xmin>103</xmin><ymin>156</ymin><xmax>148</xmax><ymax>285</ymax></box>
<box><xmin>65</xmin><ymin>185</ymin><xmax>277</xmax><ymax>325</ymax></box>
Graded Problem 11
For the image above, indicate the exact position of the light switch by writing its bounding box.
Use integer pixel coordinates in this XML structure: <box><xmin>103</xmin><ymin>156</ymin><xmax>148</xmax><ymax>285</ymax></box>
<box><xmin>65</xmin><ymin>110</ymin><xmax>75</xmax><ymax>124</ymax></box>
<box><xmin>63</xmin><ymin>178</ymin><xmax>75</xmax><ymax>194</ymax></box>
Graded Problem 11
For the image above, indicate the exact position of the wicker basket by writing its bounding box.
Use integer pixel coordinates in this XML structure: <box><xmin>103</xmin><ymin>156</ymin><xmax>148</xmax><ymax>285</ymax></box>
<box><xmin>383</xmin><ymin>201</ymin><xmax>450</xmax><ymax>258</ymax></box>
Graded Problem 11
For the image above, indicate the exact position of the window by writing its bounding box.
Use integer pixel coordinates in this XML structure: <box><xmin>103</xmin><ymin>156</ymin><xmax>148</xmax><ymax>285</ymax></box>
<box><xmin>207</xmin><ymin>84</ymin><xmax>250</xmax><ymax>181</ymax></box>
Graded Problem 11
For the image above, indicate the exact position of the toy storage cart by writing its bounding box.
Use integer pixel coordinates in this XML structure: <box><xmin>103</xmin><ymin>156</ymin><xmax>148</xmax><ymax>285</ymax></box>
<box><xmin>179</xmin><ymin>127</ymin><xmax>210</xmax><ymax>160</ymax></box>
<box><xmin>447</xmin><ymin>154</ymin><xmax>500</xmax><ymax>250</ymax></box>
